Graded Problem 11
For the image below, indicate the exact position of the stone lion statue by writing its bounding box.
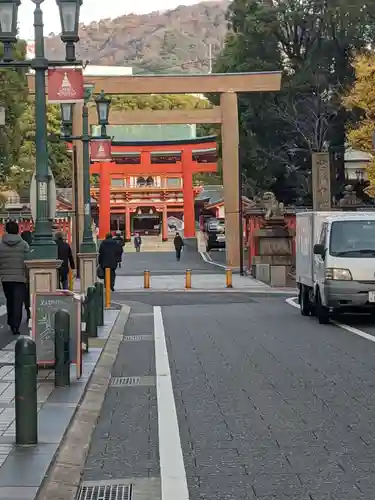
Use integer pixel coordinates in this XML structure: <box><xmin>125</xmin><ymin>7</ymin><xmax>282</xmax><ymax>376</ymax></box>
<box><xmin>262</xmin><ymin>191</ymin><xmax>284</xmax><ymax>220</ymax></box>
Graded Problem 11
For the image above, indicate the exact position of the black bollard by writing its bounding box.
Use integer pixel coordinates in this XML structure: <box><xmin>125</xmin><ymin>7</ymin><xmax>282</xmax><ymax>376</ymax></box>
<box><xmin>15</xmin><ymin>336</ymin><xmax>37</xmax><ymax>445</ymax></box>
<box><xmin>54</xmin><ymin>310</ymin><xmax>71</xmax><ymax>387</ymax></box>
<box><xmin>86</xmin><ymin>286</ymin><xmax>97</xmax><ymax>338</ymax></box>
<box><xmin>95</xmin><ymin>282</ymin><xmax>104</xmax><ymax>327</ymax></box>
<box><xmin>81</xmin><ymin>296</ymin><xmax>89</xmax><ymax>353</ymax></box>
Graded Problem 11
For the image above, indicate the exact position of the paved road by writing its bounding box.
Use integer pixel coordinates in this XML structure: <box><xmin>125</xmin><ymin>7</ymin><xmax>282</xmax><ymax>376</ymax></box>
<box><xmin>81</xmin><ymin>291</ymin><xmax>375</xmax><ymax>499</ymax></box>
<box><xmin>118</xmin><ymin>250</ymin><xmax>223</xmax><ymax>276</ymax></box>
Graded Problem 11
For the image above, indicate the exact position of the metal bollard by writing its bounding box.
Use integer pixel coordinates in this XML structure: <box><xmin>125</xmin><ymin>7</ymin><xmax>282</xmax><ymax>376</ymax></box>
<box><xmin>225</xmin><ymin>268</ymin><xmax>233</xmax><ymax>288</ymax></box>
<box><xmin>15</xmin><ymin>336</ymin><xmax>37</xmax><ymax>445</ymax></box>
<box><xmin>95</xmin><ymin>282</ymin><xmax>104</xmax><ymax>327</ymax></box>
<box><xmin>144</xmin><ymin>270</ymin><xmax>150</xmax><ymax>289</ymax></box>
<box><xmin>54</xmin><ymin>310</ymin><xmax>71</xmax><ymax>387</ymax></box>
<box><xmin>185</xmin><ymin>269</ymin><xmax>192</xmax><ymax>289</ymax></box>
<box><xmin>105</xmin><ymin>268</ymin><xmax>111</xmax><ymax>308</ymax></box>
<box><xmin>87</xmin><ymin>286</ymin><xmax>98</xmax><ymax>337</ymax></box>
<box><xmin>68</xmin><ymin>269</ymin><xmax>73</xmax><ymax>291</ymax></box>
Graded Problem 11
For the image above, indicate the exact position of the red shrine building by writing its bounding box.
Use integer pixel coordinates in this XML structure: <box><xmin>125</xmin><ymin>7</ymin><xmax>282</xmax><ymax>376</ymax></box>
<box><xmin>86</xmin><ymin>125</ymin><xmax>218</xmax><ymax>241</ymax></box>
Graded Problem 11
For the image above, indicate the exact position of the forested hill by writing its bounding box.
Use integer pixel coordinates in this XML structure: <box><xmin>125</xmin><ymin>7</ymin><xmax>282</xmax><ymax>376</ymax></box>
<box><xmin>45</xmin><ymin>1</ymin><xmax>230</xmax><ymax>73</ymax></box>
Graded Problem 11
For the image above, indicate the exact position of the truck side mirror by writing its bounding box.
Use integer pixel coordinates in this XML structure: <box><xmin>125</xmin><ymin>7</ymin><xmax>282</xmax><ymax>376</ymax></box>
<box><xmin>313</xmin><ymin>243</ymin><xmax>325</xmax><ymax>257</ymax></box>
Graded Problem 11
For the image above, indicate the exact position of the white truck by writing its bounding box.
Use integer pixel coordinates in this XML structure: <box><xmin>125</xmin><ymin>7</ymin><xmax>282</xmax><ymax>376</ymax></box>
<box><xmin>296</xmin><ymin>211</ymin><xmax>375</xmax><ymax>324</ymax></box>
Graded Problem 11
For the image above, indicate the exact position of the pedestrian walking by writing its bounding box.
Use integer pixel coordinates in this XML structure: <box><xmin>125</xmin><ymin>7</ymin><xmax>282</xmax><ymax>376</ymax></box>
<box><xmin>99</xmin><ymin>233</ymin><xmax>122</xmax><ymax>291</ymax></box>
<box><xmin>174</xmin><ymin>232</ymin><xmax>184</xmax><ymax>261</ymax></box>
<box><xmin>113</xmin><ymin>230</ymin><xmax>124</xmax><ymax>268</ymax></box>
<box><xmin>134</xmin><ymin>233</ymin><xmax>142</xmax><ymax>252</ymax></box>
<box><xmin>21</xmin><ymin>230</ymin><xmax>33</xmax><ymax>321</ymax></box>
<box><xmin>55</xmin><ymin>232</ymin><xmax>75</xmax><ymax>290</ymax></box>
<box><xmin>0</xmin><ymin>221</ymin><xmax>29</xmax><ymax>335</ymax></box>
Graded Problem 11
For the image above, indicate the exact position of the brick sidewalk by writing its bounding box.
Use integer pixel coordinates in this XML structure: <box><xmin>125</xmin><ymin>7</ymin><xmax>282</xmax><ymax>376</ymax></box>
<box><xmin>0</xmin><ymin>309</ymin><xmax>119</xmax><ymax>500</ymax></box>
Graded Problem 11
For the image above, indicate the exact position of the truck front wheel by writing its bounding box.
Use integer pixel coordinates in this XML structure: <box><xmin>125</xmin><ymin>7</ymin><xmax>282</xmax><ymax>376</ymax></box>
<box><xmin>316</xmin><ymin>290</ymin><xmax>330</xmax><ymax>325</ymax></box>
<box><xmin>299</xmin><ymin>285</ymin><xmax>311</xmax><ymax>316</ymax></box>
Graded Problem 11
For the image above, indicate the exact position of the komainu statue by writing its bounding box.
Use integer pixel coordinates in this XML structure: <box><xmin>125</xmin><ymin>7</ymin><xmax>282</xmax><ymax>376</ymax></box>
<box><xmin>262</xmin><ymin>192</ymin><xmax>284</xmax><ymax>220</ymax></box>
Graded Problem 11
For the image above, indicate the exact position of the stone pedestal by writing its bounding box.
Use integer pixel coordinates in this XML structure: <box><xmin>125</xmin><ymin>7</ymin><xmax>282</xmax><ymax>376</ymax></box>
<box><xmin>25</xmin><ymin>260</ymin><xmax>62</xmax><ymax>296</ymax></box>
<box><xmin>253</xmin><ymin>220</ymin><xmax>293</xmax><ymax>287</ymax></box>
<box><xmin>78</xmin><ymin>253</ymin><xmax>98</xmax><ymax>294</ymax></box>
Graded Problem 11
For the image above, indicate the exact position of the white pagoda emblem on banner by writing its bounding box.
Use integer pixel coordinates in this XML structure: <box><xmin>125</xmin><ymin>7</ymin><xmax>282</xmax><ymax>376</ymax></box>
<box><xmin>97</xmin><ymin>143</ymin><xmax>105</xmax><ymax>156</ymax></box>
<box><xmin>57</xmin><ymin>72</ymin><xmax>77</xmax><ymax>99</ymax></box>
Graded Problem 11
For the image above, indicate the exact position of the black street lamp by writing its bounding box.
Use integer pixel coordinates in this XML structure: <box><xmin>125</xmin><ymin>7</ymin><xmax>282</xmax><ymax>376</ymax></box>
<box><xmin>95</xmin><ymin>90</ymin><xmax>111</xmax><ymax>137</ymax></box>
<box><xmin>0</xmin><ymin>0</ymin><xmax>82</xmax><ymax>260</ymax></box>
<box><xmin>60</xmin><ymin>89</ymin><xmax>112</xmax><ymax>253</ymax></box>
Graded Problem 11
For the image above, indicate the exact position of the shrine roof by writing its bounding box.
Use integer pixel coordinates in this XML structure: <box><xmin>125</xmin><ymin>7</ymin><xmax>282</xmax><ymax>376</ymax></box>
<box><xmin>109</xmin><ymin>135</ymin><xmax>217</xmax><ymax>147</ymax></box>
<box><xmin>91</xmin><ymin>124</ymin><xmax>197</xmax><ymax>142</ymax></box>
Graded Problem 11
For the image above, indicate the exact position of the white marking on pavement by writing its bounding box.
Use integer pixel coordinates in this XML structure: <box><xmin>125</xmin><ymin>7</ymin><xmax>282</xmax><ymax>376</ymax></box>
<box><xmin>0</xmin><ymin>306</ymin><xmax>6</xmax><ymax>317</ymax></box>
<box><xmin>153</xmin><ymin>306</ymin><xmax>189</xmax><ymax>500</ymax></box>
<box><xmin>286</xmin><ymin>296</ymin><xmax>375</xmax><ymax>343</ymax></box>
<box><xmin>199</xmin><ymin>251</ymin><xmax>227</xmax><ymax>269</ymax></box>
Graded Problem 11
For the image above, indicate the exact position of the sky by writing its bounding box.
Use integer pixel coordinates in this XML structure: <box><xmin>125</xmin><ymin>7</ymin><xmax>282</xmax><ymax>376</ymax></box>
<box><xmin>18</xmin><ymin>0</ymin><xmax>203</xmax><ymax>40</ymax></box>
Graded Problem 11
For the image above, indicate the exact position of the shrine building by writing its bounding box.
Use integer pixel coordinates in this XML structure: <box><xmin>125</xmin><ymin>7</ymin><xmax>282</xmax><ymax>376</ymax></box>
<box><xmin>83</xmin><ymin>124</ymin><xmax>218</xmax><ymax>241</ymax></box>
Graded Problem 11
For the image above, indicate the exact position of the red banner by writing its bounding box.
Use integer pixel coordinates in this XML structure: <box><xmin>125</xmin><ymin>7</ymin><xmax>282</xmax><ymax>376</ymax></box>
<box><xmin>48</xmin><ymin>68</ymin><xmax>84</xmax><ymax>104</ymax></box>
<box><xmin>90</xmin><ymin>139</ymin><xmax>112</xmax><ymax>162</ymax></box>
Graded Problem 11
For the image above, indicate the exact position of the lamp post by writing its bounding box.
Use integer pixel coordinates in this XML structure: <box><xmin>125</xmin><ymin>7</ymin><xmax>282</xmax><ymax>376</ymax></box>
<box><xmin>0</xmin><ymin>0</ymin><xmax>82</xmax><ymax>260</ymax></box>
<box><xmin>60</xmin><ymin>89</ymin><xmax>111</xmax><ymax>254</ymax></box>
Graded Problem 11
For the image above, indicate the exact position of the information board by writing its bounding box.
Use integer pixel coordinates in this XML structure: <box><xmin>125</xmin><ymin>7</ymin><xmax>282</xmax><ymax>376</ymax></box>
<box><xmin>32</xmin><ymin>291</ymin><xmax>82</xmax><ymax>377</ymax></box>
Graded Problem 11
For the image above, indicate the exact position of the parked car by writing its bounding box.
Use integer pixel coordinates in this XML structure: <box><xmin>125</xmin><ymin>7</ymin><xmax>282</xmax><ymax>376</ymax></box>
<box><xmin>204</xmin><ymin>218</ymin><xmax>225</xmax><ymax>251</ymax></box>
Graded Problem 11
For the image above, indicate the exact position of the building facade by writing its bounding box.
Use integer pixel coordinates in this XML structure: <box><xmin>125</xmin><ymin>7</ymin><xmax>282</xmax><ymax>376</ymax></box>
<box><xmin>84</xmin><ymin>125</ymin><xmax>218</xmax><ymax>240</ymax></box>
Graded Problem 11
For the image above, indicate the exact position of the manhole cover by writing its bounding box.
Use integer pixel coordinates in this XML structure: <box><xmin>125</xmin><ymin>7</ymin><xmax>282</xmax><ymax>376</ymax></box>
<box><xmin>123</xmin><ymin>335</ymin><xmax>153</xmax><ymax>342</ymax></box>
<box><xmin>110</xmin><ymin>376</ymin><xmax>156</xmax><ymax>387</ymax></box>
<box><xmin>76</xmin><ymin>483</ymin><xmax>132</xmax><ymax>500</ymax></box>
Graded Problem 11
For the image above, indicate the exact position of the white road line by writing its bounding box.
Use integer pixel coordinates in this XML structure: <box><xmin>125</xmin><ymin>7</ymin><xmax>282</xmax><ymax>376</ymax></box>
<box><xmin>199</xmin><ymin>251</ymin><xmax>227</xmax><ymax>269</ymax></box>
<box><xmin>285</xmin><ymin>296</ymin><xmax>375</xmax><ymax>343</ymax></box>
<box><xmin>153</xmin><ymin>306</ymin><xmax>189</xmax><ymax>500</ymax></box>
<box><xmin>0</xmin><ymin>306</ymin><xmax>6</xmax><ymax>317</ymax></box>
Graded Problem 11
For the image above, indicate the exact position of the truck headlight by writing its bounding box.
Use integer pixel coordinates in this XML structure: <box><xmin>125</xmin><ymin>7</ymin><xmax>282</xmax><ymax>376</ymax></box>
<box><xmin>325</xmin><ymin>268</ymin><xmax>353</xmax><ymax>281</ymax></box>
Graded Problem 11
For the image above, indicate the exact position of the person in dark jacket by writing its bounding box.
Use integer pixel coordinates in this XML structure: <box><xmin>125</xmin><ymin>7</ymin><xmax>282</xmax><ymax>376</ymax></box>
<box><xmin>173</xmin><ymin>232</ymin><xmax>184</xmax><ymax>261</ymax></box>
<box><xmin>21</xmin><ymin>231</ymin><xmax>33</xmax><ymax>321</ymax></box>
<box><xmin>55</xmin><ymin>232</ymin><xmax>75</xmax><ymax>290</ymax></box>
<box><xmin>0</xmin><ymin>221</ymin><xmax>29</xmax><ymax>334</ymax></box>
<box><xmin>113</xmin><ymin>231</ymin><xmax>124</xmax><ymax>268</ymax></box>
<box><xmin>134</xmin><ymin>233</ymin><xmax>142</xmax><ymax>252</ymax></box>
<box><xmin>99</xmin><ymin>233</ymin><xmax>122</xmax><ymax>291</ymax></box>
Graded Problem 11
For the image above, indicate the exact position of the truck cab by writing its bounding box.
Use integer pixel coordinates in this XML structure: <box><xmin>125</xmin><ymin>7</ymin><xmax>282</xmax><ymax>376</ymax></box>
<box><xmin>296</xmin><ymin>212</ymin><xmax>375</xmax><ymax>324</ymax></box>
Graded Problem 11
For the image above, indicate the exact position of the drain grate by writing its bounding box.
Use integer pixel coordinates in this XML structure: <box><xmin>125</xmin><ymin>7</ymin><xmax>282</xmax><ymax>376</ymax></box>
<box><xmin>123</xmin><ymin>335</ymin><xmax>153</xmax><ymax>342</ymax></box>
<box><xmin>110</xmin><ymin>376</ymin><xmax>156</xmax><ymax>387</ymax></box>
<box><xmin>76</xmin><ymin>483</ymin><xmax>132</xmax><ymax>500</ymax></box>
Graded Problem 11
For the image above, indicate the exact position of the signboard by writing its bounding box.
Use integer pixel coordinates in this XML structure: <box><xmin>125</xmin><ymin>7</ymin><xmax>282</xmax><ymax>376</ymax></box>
<box><xmin>30</xmin><ymin>167</ymin><xmax>57</xmax><ymax>222</ymax></box>
<box><xmin>32</xmin><ymin>291</ymin><xmax>82</xmax><ymax>378</ymax></box>
<box><xmin>47</xmin><ymin>68</ymin><xmax>84</xmax><ymax>104</ymax></box>
<box><xmin>90</xmin><ymin>139</ymin><xmax>112</xmax><ymax>162</ymax></box>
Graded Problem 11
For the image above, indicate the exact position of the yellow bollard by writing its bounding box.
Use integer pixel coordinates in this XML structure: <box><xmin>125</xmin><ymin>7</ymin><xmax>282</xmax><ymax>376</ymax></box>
<box><xmin>144</xmin><ymin>270</ymin><xmax>150</xmax><ymax>289</ymax></box>
<box><xmin>68</xmin><ymin>269</ymin><xmax>73</xmax><ymax>291</ymax></box>
<box><xmin>105</xmin><ymin>268</ymin><xmax>111</xmax><ymax>308</ymax></box>
<box><xmin>225</xmin><ymin>268</ymin><xmax>233</xmax><ymax>289</ymax></box>
<box><xmin>185</xmin><ymin>269</ymin><xmax>192</xmax><ymax>289</ymax></box>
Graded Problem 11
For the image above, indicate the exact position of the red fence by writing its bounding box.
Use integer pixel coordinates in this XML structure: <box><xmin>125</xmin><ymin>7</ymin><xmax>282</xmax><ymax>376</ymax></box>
<box><xmin>246</xmin><ymin>211</ymin><xmax>296</xmax><ymax>268</ymax></box>
<box><xmin>0</xmin><ymin>218</ymin><xmax>72</xmax><ymax>243</ymax></box>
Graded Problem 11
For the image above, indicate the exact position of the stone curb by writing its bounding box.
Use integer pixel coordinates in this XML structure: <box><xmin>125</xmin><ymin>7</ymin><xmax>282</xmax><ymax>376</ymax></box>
<box><xmin>35</xmin><ymin>305</ymin><xmax>131</xmax><ymax>500</ymax></box>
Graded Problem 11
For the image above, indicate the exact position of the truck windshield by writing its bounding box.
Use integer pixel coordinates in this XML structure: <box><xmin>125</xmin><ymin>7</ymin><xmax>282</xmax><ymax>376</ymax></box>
<box><xmin>330</xmin><ymin>220</ymin><xmax>375</xmax><ymax>257</ymax></box>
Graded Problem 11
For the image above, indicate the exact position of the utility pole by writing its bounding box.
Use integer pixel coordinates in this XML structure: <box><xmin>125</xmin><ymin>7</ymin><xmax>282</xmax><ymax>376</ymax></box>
<box><xmin>208</xmin><ymin>43</ymin><xmax>213</xmax><ymax>74</ymax></box>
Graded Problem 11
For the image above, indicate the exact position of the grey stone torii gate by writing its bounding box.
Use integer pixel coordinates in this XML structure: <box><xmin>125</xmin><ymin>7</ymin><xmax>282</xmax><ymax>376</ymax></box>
<box><xmin>28</xmin><ymin>71</ymin><xmax>282</xmax><ymax>267</ymax></box>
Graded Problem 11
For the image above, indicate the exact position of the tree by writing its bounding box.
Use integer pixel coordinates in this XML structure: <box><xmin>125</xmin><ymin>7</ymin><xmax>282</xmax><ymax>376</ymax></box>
<box><xmin>212</xmin><ymin>0</ymin><xmax>375</xmax><ymax>204</ymax></box>
<box><xmin>0</xmin><ymin>40</ymin><xmax>28</xmax><ymax>184</ymax></box>
<box><xmin>344</xmin><ymin>53</ymin><xmax>375</xmax><ymax>197</ymax></box>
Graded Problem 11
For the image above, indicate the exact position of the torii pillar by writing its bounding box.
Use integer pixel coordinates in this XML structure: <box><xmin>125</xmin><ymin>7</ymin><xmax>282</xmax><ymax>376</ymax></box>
<box><xmin>221</xmin><ymin>92</ymin><xmax>240</xmax><ymax>267</ymax></box>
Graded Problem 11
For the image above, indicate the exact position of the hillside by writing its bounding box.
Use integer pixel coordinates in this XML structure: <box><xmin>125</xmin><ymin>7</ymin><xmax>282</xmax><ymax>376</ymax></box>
<box><xmin>45</xmin><ymin>1</ymin><xmax>230</xmax><ymax>74</ymax></box>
